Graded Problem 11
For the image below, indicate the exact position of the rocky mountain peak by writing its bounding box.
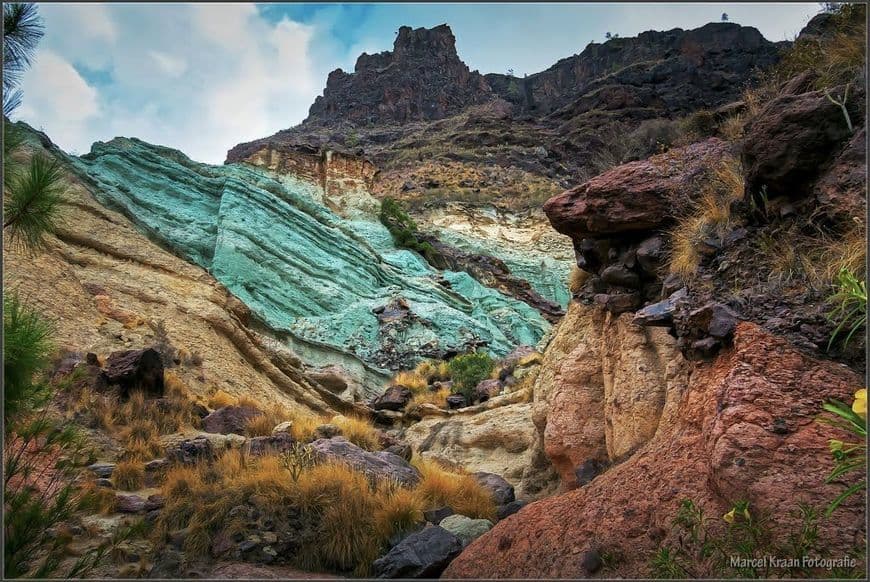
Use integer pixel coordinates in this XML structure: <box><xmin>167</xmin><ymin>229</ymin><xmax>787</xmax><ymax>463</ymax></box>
<box><xmin>306</xmin><ymin>24</ymin><xmax>492</xmax><ymax>125</ymax></box>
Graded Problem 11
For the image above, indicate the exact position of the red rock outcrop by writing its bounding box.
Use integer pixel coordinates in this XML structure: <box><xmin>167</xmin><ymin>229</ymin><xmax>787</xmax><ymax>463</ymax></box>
<box><xmin>544</xmin><ymin>138</ymin><xmax>732</xmax><ymax>239</ymax></box>
<box><xmin>445</xmin><ymin>323</ymin><xmax>865</xmax><ymax>578</ymax></box>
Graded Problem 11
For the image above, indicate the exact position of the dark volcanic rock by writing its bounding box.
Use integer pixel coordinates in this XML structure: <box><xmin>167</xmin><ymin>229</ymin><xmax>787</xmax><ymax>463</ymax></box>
<box><xmin>371</xmin><ymin>526</ymin><xmax>463</xmax><ymax>578</ymax></box>
<box><xmin>102</xmin><ymin>348</ymin><xmax>164</xmax><ymax>398</ymax></box>
<box><xmin>473</xmin><ymin>472</ymin><xmax>515</xmax><ymax>505</ymax></box>
<box><xmin>497</xmin><ymin>499</ymin><xmax>527</xmax><ymax>520</ymax></box>
<box><xmin>633</xmin><ymin>288</ymin><xmax>688</xmax><ymax>327</ymax></box>
<box><xmin>309</xmin><ymin>437</ymin><xmax>420</xmax><ymax>486</ymax></box>
<box><xmin>307</xmin><ymin>24</ymin><xmax>492</xmax><ymax>125</ymax></box>
<box><xmin>742</xmin><ymin>84</ymin><xmax>864</xmax><ymax>200</ymax></box>
<box><xmin>202</xmin><ymin>405</ymin><xmax>263</xmax><ymax>435</ymax></box>
<box><xmin>445</xmin><ymin>394</ymin><xmax>467</xmax><ymax>409</ymax></box>
<box><xmin>373</xmin><ymin>385</ymin><xmax>412</xmax><ymax>411</ymax></box>
<box><xmin>165</xmin><ymin>436</ymin><xmax>215</xmax><ymax>465</ymax></box>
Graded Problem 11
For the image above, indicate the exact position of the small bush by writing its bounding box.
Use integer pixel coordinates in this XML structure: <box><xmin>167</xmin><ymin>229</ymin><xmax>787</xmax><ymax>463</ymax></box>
<box><xmin>374</xmin><ymin>487</ymin><xmax>424</xmax><ymax>540</ymax></box>
<box><xmin>379</xmin><ymin>197</ymin><xmax>446</xmax><ymax>267</ymax></box>
<box><xmin>119</xmin><ymin>419</ymin><xmax>162</xmax><ymax>461</ymax></box>
<box><xmin>113</xmin><ymin>460</ymin><xmax>145</xmax><ymax>491</ymax></box>
<box><xmin>289</xmin><ymin>412</ymin><xmax>327</xmax><ymax>442</ymax></box>
<box><xmin>3</xmin><ymin>292</ymin><xmax>54</xmax><ymax>425</ymax></box>
<box><xmin>448</xmin><ymin>352</ymin><xmax>495</xmax><ymax>401</ymax></box>
<box><xmin>826</xmin><ymin>268</ymin><xmax>867</xmax><ymax>349</ymax></box>
<box><xmin>245</xmin><ymin>414</ymin><xmax>275</xmax><ymax>437</ymax></box>
<box><xmin>568</xmin><ymin>265</ymin><xmax>590</xmax><ymax>294</ymax></box>
<box><xmin>151</xmin><ymin>320</ymin><xmax>177</xmax><ymax>368</ymax></box>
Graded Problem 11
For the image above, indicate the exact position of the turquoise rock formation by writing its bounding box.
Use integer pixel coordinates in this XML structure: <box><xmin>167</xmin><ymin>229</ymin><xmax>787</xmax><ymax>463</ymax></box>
<box><xmin>435</xmin><ymin>228</ymin><xmax>572</xmax><ymax>308</ymax></box>
<box><xmin>71</xmin><ymin>138</ymin><xmax>550</xmax><ymax>379</ymax></box>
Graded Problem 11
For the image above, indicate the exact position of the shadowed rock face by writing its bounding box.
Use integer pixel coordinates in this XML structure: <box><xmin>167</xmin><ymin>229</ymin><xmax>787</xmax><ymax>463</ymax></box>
<box><xmin>307</xmin><ymin>24</ymin><xmax>493</xmax><ymax>125</ymax></box>
<box><xmin>68</xmin><ymin>137</ymin><xmax>550</xmax><ymax>380</ymax></box>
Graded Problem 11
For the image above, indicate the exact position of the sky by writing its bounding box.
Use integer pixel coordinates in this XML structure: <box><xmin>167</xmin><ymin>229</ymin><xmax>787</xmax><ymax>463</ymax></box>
<box><xmin>14</xmin><ymin>2</ymin><xmax>821</xmax><ymax>164</ymax></box>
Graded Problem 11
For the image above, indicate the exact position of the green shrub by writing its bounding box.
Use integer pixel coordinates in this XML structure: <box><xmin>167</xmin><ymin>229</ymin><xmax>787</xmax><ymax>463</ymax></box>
<box><xmin>447</xmin><ymin>352</ymin><xmax>494</xmax><ymax>401</ymax></box>
<box><xmin>379</xmin><ymin>197</ymin><xmax>446</xmax><ymax>267</ymax></box>
<box><xmin>826</xmin><ymin>268</ymin><xmax>867</xmax><ymax>350</ymax></box>
<box><xmin>3</xmin><ymin>291</ymin><xmax>53</xmax><ymax>426</ymax></box>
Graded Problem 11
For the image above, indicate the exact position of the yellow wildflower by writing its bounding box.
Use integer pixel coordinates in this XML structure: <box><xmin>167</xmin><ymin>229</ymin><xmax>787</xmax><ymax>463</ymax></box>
<box><xmin>829</xmin><ymin>439</ymin><xmax>845</xmax><ymax>453</ymax></box>
<box><xmin>742</xmin><ymin>505</ymin><xmax>751</xmax><ymax>520</ymax></box>
<box><xmin>723</xmin><ymin>509</ymin><xmax>736</xmax><ymax>523</ymax></box>
<box><xmin>852</xmin><ymin>389</ymin><xmax>866</xmax><ymax>420</ymax></box>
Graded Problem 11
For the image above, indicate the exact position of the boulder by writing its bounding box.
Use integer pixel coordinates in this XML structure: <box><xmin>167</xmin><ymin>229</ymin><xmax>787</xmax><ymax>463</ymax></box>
<box><xmin>373</xmin><ymin>386</ymin><xmax>412</xmax><ymax>411</ymax></box>
<box><xmin>88</xmin><ymin>462</ymin><xmax>115</xmax><ymax>478</ymax></box>
<box><xmin>102</xmin><ymin>348</ymin><xmax>164</xmax><ymax>398</ymax></box>
<box><xmin>544</xmin><ymin>138</ymin><xmax>732</xmax><ymax>240</ymax></box>
<box><xmin>438</xmin><ymin>514</ymin><xmax>493</xmax><ymax>547</ymax></box>
<box><xmin>445</xmin><ymin>394</ymin><xmax>467</xmax><ymax>409</ymax></box>
<box><xmin>424</xmin><ymin>506</ymin><xmax>454</xmax><ymax>524</ymax></box>
<box><xmin>742</xmin><ymin>84</ymin><xmax>863</xmax><ymax>199</ymax></box>
<box><xmin>473</xmin><ymin>472</ymin><xmax>515</xmax><ymax>505</ymax></box>
<box><xmin>313</xmin><ymin>423</ymin><xmax>341</xmax><ymax>440</ymax></box>
<box><xmin>813</xmin><ymin>127</ymin><xmax>866</xmax><ymax>226</ymax></box>
<box><xmin>165</xmin><ymin>436</ymin><xmax>215</xmax><ymax>465</ymax></box>
<box><xmin>271</xmin><ymin>421</ymin><xmax>293</xmax><ymax>436</ymax></box>
<box><xmin>309</xmin><ymin>437</ymin><xmax>420</xmax><ymax>487</ymax></box>
<box><xmin>202</xmin><ymin>405</ymin><xmax>263</xmax><ymax>435</ymax></box>
<box><xmin>632</xmin><ymin>288</ymin><xmax>688</xmax><ymax>327</ymax></box>
<box><xmin>116</xmin><ymin>494</ymin><xmax>146</xmax><ymax>514</ymax></box>
<box><xmin>444</xmin><ymin>324</ymin><xmax>864</xmax><ymax>578</ymax></box>
<box><xmin>472</xmin><ymin>379</ymin><xmax>502</xmax><ymax>403</ymax></box>
<box><xmin>244</xmin><ymin>433</ymin><xmax>296</xmax><ymax>457</ymax></box>
<box><xmin>371</xmin><ymin>526</ymin><xmax>463</xmax><ymax>578</ymax></box>
<box><xmin>496</xmin><ymin>499</ymin><xmax>526</xmax><ymax>520</ymax></box>
<box><xmin>635</xmin><ymin>235</ymin><xmax>664</xmax><ymax>273</ymax></box>
<box><xmin>144</xmin><ymin>494</ymin><xmax>165</xmax><ymax>511</ymax></box>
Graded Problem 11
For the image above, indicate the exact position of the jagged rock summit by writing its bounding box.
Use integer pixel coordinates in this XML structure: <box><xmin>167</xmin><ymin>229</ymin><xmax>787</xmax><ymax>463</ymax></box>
<box><xmin>307</xmin><ymin>24</ymin><xmax>492</xmax><ymax>125</ymax></box>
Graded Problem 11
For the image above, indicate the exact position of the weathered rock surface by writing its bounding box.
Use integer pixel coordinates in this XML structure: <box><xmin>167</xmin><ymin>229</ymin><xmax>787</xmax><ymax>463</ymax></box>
<box><xmin>544</xmin><ymin>138</ymin><xmax>732</xmax><ymax>239</ymax></box>
<box><xmin>472</xmin><ymin>472</ymin><xmax>515</xmax><ymax>506</ymax></box>
<box><xmin>813</xmin><ymin>127</ymin><xmax>867</xmax><ymax>226</ymax></box>
<box><xmin>445</xmin><ymin>324</ymin><xmax>865</xmax><ymax>578</ymax></box>
<box><xmin>438</xmin><ymin>515</ymin><xmax>493</xmax><ymax>547</ymax></box>
<box><xmin>742</xmin><ymin>84</ymin><xmax>864</xmax><ymax>199</ymax></box>
<box><xmin>71</xmin><ymin>137</ymin><xmax>550</xmax><ymax>377</ymax></box>
<box><xmin>405</xmin><ymin>402</ymin><xmax>536</xmax><ymax>494</ymax></box>
<box><xmin>371</xmin><ymin>525</ymin><xmax>463</xmax><ymax>578</ymax></box>
<box><xmin>202</xmin><ymin>406</ymin><xmax>263</xmax><ymax>435</ymax></box>
<box><xmin>372</xmin><ymin>385</ymin><xmax>412</xmax><ymax>411</ymax></box>
<box><xmin>102</xmin><ymin>348</ymin><xmax>164</xmax><ymax>398</ymax></box>
<box><xmin>533</xmin><ymin>301</ymin><xmax>689</xmax><ymax>488</ymax></box>
<box><xmin>309</xmin><ymin>437</ymin><xmax>420</xmax><ymax>487</ymax></box>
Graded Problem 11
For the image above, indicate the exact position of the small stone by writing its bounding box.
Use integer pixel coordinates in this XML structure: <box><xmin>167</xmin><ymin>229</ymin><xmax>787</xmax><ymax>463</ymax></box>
<box><xmin>271</xmin><ymin>421</ymin><xmax>293</xmax><ymax>435</ymax></box>
<box><xmin>496</xmin><ymin>500</ymin><xmax>526</xmax><ymax>520</ymax></box>
<box><xmin>446</xmin><ymin>394</ymin><xmax>467</xmax><ymax>409</ymax></box>
<box><xmin>439</xmin><ymin>514</ymin><xmax>493</xmax><ymax>547</ymax></box>
<box><xmin>116</xmin><ymin>494</ymin><xmax>146</xmax><ymax>514</ymax></box>
<box><xmin>473</xmin><ymin>472</ymin><xmax>515</xmax><ymax>505</ymax></box>
<box><xmin>145</xmin><ymin>494</ymin><xmax>165</xmax><ymax>511</ymax></box>
<box><xmin>96</xmin><ymin>478</ymin><xmax>114</xmax><ymax>488</ymax></box>
<box><xmin>88</xmin><ymin>462</ymin><xmax>116</xmax><ymax>478</ymax></box>
<box><xmin>424</xmin><ymin>506</ymin><xmax>454</xmax><ymax>524</ymax></box>
<box><xmin>580</xmin><ymin>549</ymin><xmax>602</xmax><ymax>575</ymax></box>
<box><xmin>144</xmin><ymin>458</ymin><xmax>169</xmax><ymax>472</ymax></box>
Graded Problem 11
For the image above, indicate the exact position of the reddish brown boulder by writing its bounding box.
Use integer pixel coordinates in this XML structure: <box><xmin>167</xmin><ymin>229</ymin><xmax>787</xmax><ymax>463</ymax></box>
<box><xmin>814</xmin><ymin>127</ymin><xmax>866</xmax><ymax>226</ymax></box>
<box><xmin>202</xmin><ymin>405</ymin><xmax>263</xmax><ymax>435</ymax></box>
<box><xmin>102</xmin><ymin>348</ymin><xmax>164</xmax><ymax>398</ymax></box>
<box><xmin>373</xmin><ymin>385</ymin><xmax>413</xmax><ymax>411</ymax></box>
<box><xmin>444</xmin><ymin>324</ymin><xmax>865</xmax><ymax>578</ymax></box>
<box><xmin>544</xmin><ymin>138</ymin><xmax>732</xmax><ymax>240</ymax></box>
<box><xmin>742</xmin><ymin>84</ymin><xmax>863</xmax><ymax>200</ymax></box>
<box><xmin>472</xmin><ymin>379</ymin><xmax>503</xmax><ymax>403</ymax></box>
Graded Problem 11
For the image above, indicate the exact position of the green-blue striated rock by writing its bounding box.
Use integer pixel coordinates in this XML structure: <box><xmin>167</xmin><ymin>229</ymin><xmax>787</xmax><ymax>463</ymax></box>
<box><xmin>71</xmin><ymin>138</ymin><xmax>550</xmax><ymax>374</ymax></box>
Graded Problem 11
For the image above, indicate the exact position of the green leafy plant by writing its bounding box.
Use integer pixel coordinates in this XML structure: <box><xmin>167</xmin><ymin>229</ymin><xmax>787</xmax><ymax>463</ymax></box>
<box><xmin>447</xmin><ymin>351</ymin><xmax>494</xmax><ymax>401</ymax></box>
<box><xmin>379</xmin><ymin>197</ymin><xmax>445</xmax><ymax>267</ymax></box>
<box><xmin>826</xmin><ymin>268</ymin><xmax>867</xmax><ymax>350</ymax></box>
<box><xmin>818</xmin><ymin>389</ymin><xmax>866</xmax><ymax>515</ymax></box>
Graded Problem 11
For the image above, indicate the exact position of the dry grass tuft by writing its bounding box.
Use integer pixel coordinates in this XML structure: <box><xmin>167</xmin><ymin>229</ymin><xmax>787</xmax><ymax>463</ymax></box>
<box><xmin>331</xmin><ymin>415</ymin><xmax>380</xmax><ymax>451</ymax></box>
<box><xmin>208</xmin><ymin>390</ymin><xmax>237</xmax><ymax>410</ymax></box>
<box><xmin>413</xmin><ymin>360</ymin><xmax>450</xmax><ymax>383</ymax></box>
<box><xmin>412</xmin><ymin>458</ymin><xmax>496</xmax><ymax>520</ymax></box>
<box><xmin>119</xmin><ymin>419</ymin><xmax>162</xmax><ymax>461</ymax></box>
<box><xmin>288</xmin><ymin>413</ymin><xmax>326</xmax><ymax>442</ymax></box>
<box><xmin>668</xmin><ymin>158</ymin><xmax>745</xmax><ymax>279</ymax></box>
<box><xmin>392</xmin><ymin>371</ymin><xmax>428</xmax><ymax>394</ymax></box>
<box><xmin>374</xmin><ymin>486</ymin><xmax>424</xmax><ymax>540</ymax></box>
<box><xmin>245</xmin><ymin>414</ymin><xmax>276</xmax><ymax>437</ymax></box>
<box><xmin>113</xmin><ymin>460</ymin><xmax>145</xmax><ymax>491</ymax></box>
<box><xmin>568</xmin><ymin>265</ymin><xmax>590</xmax><ymax>294</ymax></box>
<box><xmin>408</xmin><ymin>387</ymin><xmax>450</xmax><ymax>410</ymax></box>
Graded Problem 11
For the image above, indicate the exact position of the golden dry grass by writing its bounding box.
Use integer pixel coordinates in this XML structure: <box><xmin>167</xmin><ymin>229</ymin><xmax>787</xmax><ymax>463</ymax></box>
<box><xmin>156</xmin><ymin>446</ymin><xmax>497</xmax><ymax>575</ymax></box>
<box><xmin>718</xmin><ymin>113</ymin><xmax>746</xmax><ymax>142</ymax></box>
<box><xmin>289</xmin><ymin>413</ymin><xmax>327</xmax><ymax>442</ymax></box>
<box><xmin>668</xmin><ymin>158</ymin><xmax>745</xmax><ymax>279</ymax></box>
<box><xmin>208</xmin><ymin>390</ymin><xmax>237</xmax><ymax>409</ymax></box>
<box><xmin>392</xmin><ymin>371</ymin><xmax>428</xmax><ymax>394</ymax></box>
<box><xmin>244</xmin><ymin>414</ymin><xmax>275</xmax><ymax>437</ymax></box>
<box><xmin>408</xmin><ymin>387</ymin><xmax>450</xmax><ymax>410</ymax></box>
<box><xmin>112</xmin><ymin>460</ymin><xmax>145</xmax><ymax>491</ymax></box>
<box><xmin>412</xmin><ymin>458</ymin><xmax>496</xmax><ymax>520</ymax></box>
<box><xmin>331</xmin><ymin>415</ymin><xmax>381</xmax><ymax>451</ymax></box>
<box><xmin>413</xmin><ymin>360</ymin><xmax>450</xmax><ymax>384</ymax></box>
<box><xmin>568</xmin><ymin>265</ymin><xmax>590</xmax><ymax>294</ymax></box>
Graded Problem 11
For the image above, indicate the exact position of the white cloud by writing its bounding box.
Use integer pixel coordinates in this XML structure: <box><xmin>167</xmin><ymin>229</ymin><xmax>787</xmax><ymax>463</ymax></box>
<box><xmin>16</xmin><ymin>3</ymin><xmax>323</xmax><ymax>164</ymax></box>
<box><xmin>148</xmin><ymin>51</ymin><xmax>188</xmax><ymax>78</ymax></box>
<box><xmin>15</xmin><ymin>50</ymin><xmax>99</xmax><ymax>149</ymax></box>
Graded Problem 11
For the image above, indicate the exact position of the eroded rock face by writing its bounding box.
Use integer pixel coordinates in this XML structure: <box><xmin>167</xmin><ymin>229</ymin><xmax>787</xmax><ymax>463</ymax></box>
<box><xmin>445</xmin><ymin>324</ymin><xmax>866</xmax><ymax>578</ymax></box>
<box><xmin>404</xmin><ymin>402</ymin><xmax>536</xmax><ymax>495</ymax></box>
<box><xmin>533</xmin><ymin>302</ymin><xmax>689</xmax><ymax>488</ymax></box>
<box><xmin>813</xmin><ymin>127</ymin><xmax>867</xmax><ymax>226</ymax></box>
<box><xmin>307</xmin><ymin>24</ymin><xmax>492</xmax><ymax>126</ymax></box>
<box><xmin>544</xmin><ymin>138</ymin><xmax>733</xmax><ymax>239</ymax></box>
<box><xmin>742</xmin><ymin>83</ymin><xmax>865</xmax><ymax>199</ymax></box>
